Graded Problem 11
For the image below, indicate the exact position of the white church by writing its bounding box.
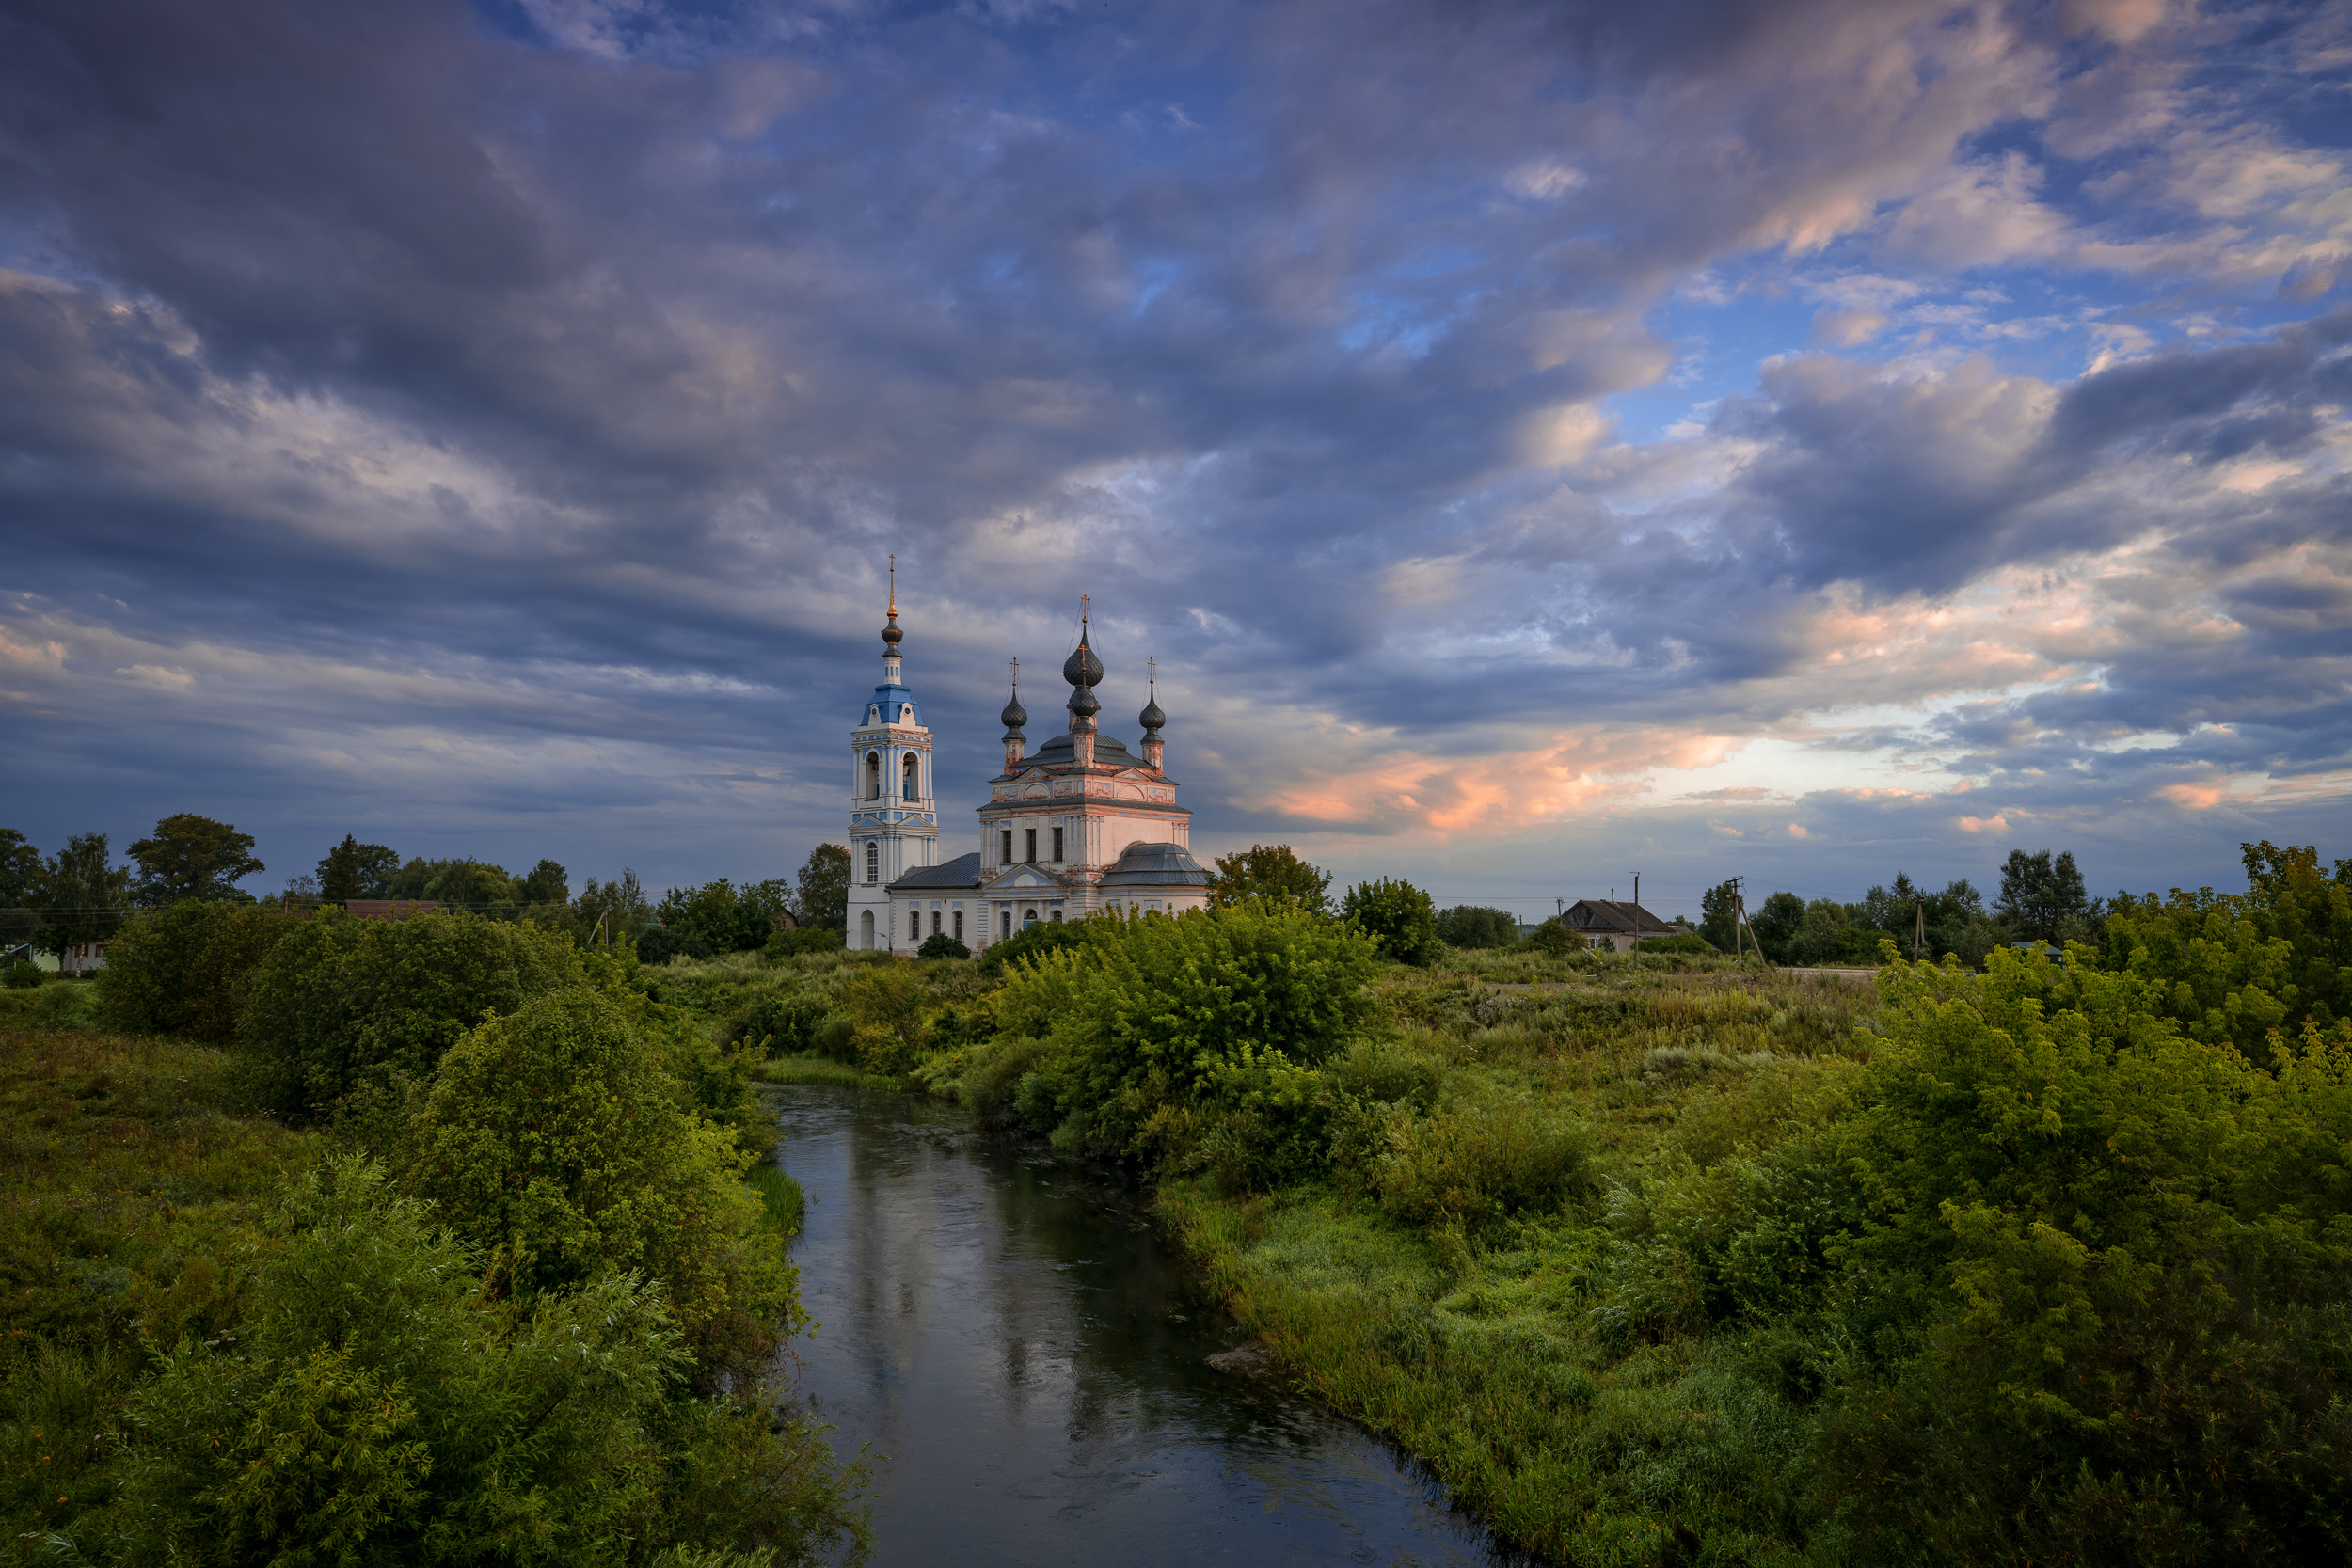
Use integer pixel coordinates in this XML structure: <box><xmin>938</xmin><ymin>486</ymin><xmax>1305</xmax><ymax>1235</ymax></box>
<box><xmin>845</xmin><ymin>580</ymin><xmax>1210</xmax><ymax>953</ymax></box>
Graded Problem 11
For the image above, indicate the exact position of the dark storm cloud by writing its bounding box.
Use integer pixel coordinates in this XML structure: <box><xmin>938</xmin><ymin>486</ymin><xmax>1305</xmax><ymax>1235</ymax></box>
<box><xmin>0</xmin><ymin>0</ymin><xmax>2346</xmax><ymax>896</ymax></box>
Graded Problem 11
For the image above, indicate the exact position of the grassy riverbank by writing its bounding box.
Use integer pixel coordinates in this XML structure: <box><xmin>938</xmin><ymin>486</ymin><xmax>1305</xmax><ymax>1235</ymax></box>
<box><xmin>1154</xmin><ymin>964</ymin><xmax>1873</xmax><ymax>1565</ymax></box>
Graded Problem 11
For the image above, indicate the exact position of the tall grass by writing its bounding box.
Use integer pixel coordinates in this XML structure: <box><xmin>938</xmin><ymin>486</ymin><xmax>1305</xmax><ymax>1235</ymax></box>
<box><xmin>745</xmin><ymin>1162</ymin><xmax>805</xmax><ymax>1238</ymax></box>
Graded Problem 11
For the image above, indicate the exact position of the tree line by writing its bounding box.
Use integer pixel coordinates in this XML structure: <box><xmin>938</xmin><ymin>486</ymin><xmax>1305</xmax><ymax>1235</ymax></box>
<box><xmin>2</xmin><ymin>816</ymin><xmax>858</xmax><ymax>979</ymax></box>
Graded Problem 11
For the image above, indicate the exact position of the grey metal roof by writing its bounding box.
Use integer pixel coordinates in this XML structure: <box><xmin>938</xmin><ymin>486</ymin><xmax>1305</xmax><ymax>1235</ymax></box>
<box><xmin>1025</xmin><ymin>731</ymin><xmax>1137</xmax><ymax>766</ymax></box>
<box><xmin>1097</xmin><ymin>841</ymin><xmax>1210</xmax><ymax>888</ymax></box>
<box><xmin>887</xmin><ymin>851</ymin><xmax>985</xmax><ymax>892</ymax></box>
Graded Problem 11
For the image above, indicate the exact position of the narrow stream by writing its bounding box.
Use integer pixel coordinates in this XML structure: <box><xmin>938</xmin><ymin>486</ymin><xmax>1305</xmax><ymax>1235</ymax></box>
<box><xmin>765</xmin><ymin>1085</ymin><xmax>1529</xmax><ymax>1567</ymax></box>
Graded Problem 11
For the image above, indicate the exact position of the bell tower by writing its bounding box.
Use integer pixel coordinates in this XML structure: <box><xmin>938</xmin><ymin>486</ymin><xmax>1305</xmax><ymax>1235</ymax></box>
<box><xmin>846</xmin><ymin>559</ymin><xmax>938</xmax><ymax>951</ymax></box>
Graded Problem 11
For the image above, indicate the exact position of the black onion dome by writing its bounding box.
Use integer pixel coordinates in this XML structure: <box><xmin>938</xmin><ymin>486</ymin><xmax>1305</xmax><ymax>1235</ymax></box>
<box><xmin>1138</xmin><ymin>695</ymin><xmax>1165</xmax><ymax>731</ymax></box>
<box><xmin>1063</xmin><ymin>637</ymin><xmax>1104</xmax><ymax>689</ymax></box>
<box><xmin>881</xmin><ymin>616</ymin><xmax>903</xmax><ymax>648</ymax></box>
<box><xmin>1000</xmin><ymin>690</ymin><xmax>1027</xmax><ymax>730</ymax></box>
<box><xmin>1067</xmin><ymin>683</ymin><xmax>1101</xmax><ymax>719</ymax></box>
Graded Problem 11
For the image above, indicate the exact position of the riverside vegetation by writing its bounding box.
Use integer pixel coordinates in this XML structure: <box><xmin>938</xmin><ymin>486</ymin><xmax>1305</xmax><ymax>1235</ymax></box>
<box><xmin>1</xmin><ymin>904</ymin><xmax>866</xmax><ymax>1567</ymax></box>
<box><xmin>9</xmin><ymin>841</ymin><xmax>2348</xmax><ymax>1564</ymax></box>
<box><xmin>669</xmin><ymin>842</ymin><xmax>2346</xmax><ymax>1566</ymax></box>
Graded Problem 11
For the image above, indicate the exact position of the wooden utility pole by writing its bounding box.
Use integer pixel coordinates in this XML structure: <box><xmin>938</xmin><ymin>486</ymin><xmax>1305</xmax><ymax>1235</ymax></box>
<box><xmin>1915</xmin><ymin>896</ymin><xmax>1927</xmax><ymax>962</ymax></box>
<box><xmin>1631</xmin><ymin>873</ymin><xmax>1640</xmax><ymax>954</ymax></box>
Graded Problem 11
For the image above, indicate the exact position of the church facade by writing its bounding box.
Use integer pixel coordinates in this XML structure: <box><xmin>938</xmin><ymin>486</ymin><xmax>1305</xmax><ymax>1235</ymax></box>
<box><xmin>846</xmin><ymin>587</ymin><xmax>1209</xmax><ymax>954</ymax></box>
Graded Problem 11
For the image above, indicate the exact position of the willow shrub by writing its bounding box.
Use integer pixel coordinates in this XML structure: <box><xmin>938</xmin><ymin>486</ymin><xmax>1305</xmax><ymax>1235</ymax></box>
<box><xmin>240</xmin><ymin>909</ymin><xmax>585</xmax><ymax>1119</ymax></box>
<box><xmin>1792</xmin><ymin>950</ymin><xmax>2352</xmax><ymax>1563</ymax></box>
<box><xmin>111</xmin><ymin>1157</ymin><xmax>860</xmax><ymax>1568</ymax></box>
<box><xmin>405</xmin><ymin>988</ymin><xmax>799</xmax><ymax>1383</ymax></box>
<box><xmin>94</xmin><ymin>899</ymin><xmax>302</xmax><ymax>1040</ymax></box>
<box><xmin>992</xmin><ymin>904</ymin><xmax>1381</xmax><ymax>1169</ymax></box>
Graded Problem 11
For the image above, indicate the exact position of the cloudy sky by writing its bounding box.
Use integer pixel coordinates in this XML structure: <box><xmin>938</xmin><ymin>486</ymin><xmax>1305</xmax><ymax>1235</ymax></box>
<box><xmin>3</xmin><ymin>0</ymin><xmax>2348</xmax><ymax>918</ymax></box>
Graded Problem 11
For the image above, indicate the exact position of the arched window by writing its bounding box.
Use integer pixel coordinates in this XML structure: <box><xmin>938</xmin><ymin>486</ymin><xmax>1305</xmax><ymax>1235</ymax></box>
<box><xmin>1000</xmin><ymin>910</ymin><xmax>1011</xmax><ymax>940</ymax></box>
<box><xmin>859</xmin><ymin>909</ymin><xmax>875</xmax><ymax>949</ymax></box>
<box><xmin>930</xmin><ymin>910</ymin><xmax>942</xmax><ymax>936</ymax></box>
<box><xmin>865</xmin><ymin>840</ymin><xmax>878</xmax><ymax>884</ymax></box>
<box><xmin>1050</xmin><ymin>910</ymin><xmax>1062</xmax><ymax>923</ymax></box>
<box><xmin>866</xmin><ymin>751</ymin><xmax>881</xmax><ymax>800</ymax></box>
<box><xmin>1022</xmin><ymin>907</ymin><xmax>1039</xmax><ymax>927</ymax></box>
<box><xmin>953</xmin><ymin>910</ymin><xmax>963</xmax><ymax>941</ymax></box>
<box><xmin>910</xmin><ymin>909</ymin><xmax>921</xmax><ymax>941</ymax></box>
<box><xmin>902</xmin><ymin>753</ymin><xmax>919</xmax><ymax>800</ymax></box>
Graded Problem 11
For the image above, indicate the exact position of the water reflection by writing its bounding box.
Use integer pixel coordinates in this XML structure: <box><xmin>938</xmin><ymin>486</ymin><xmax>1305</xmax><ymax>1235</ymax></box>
<box><xmin>767</xmin><ymin>1085</ymin><xmax>1529</xmax><ymax>1567</ymax></box>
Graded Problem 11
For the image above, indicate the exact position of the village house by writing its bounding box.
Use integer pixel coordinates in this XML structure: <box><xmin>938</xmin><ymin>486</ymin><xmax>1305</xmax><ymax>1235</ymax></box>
<box><xmin>1560</xmin><ymin>897</ymin><xmax>1681</xmax><ymax>953</ymax></box>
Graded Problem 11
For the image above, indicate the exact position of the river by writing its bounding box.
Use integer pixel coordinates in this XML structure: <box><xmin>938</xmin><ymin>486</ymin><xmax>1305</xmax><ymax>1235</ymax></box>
<box><xmin>765</xmin><ymin>1085</ymin><xmax>1530</xmax><ymax>1567</ymax></box>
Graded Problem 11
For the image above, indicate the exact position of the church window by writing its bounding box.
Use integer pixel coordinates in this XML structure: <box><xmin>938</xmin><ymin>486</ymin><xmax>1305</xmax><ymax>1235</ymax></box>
<box><xmin>910</xmin><ymin>909</ymin><xmax>921</xmax><ymax>941</ymax></box>
<box><xmin>902</xmin><ymin>753</ymin><xmax>919</xmax><ymax>800</ymax></box>
<box><xmin>859</xmin><ymin>910</ymin><xmax>875</xmax><ymax>949</ymax></box>
<box><xmin>1000</xmin><ymin>910</ymin><xmax>1011</xmax><ymax>940</ymax></box>
<box><xmin>1023</xmin><ymin>908</ymin><xmax>1038</xmax><ymax>927</ymax></box>
<box><xmin>930</xmin><ymin>910</ymin><xmax>941</xmax><ymax>936</ymax></box>
<box><xmin>1000</xmin><ymin>829</ymin><xmax>1012</xmax><ymax>864</ymax></box>
<box><xmin>865</xmin><ymin>840</ymin><xmax>878</xmax><ymax>883</ymax></box>
<box><xmin>953</xmin><ymin>910</ymin><xmax>963</xmax><ymax>940</ymax></box>
<box><xmin>866</xmin><ymin>752</ymin><xmax>881</xmax><ymax>800</ymax></box>
<box><xmin>1052</xmin><ymin>827</ymin><xmax>1063</xmax><ymax>861</ymax></box>
<box><xmin>1025</xmin><ymin>828</ymin><xmax>1037</xmax><ymax>863</ymax></box>
<box><xmin>1050</xmin><ymin>910</ymin><xmax>1062</xmax><ymax>923</ymax></box>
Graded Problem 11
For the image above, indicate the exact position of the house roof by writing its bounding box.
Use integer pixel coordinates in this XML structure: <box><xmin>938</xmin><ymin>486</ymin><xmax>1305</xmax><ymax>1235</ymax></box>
<box><xmin>886</xmin><ymin>852</ymin><xmax>984</xmax><ymax>893</ymax></box>
<box><xmin>1561</xmin><ymin>898</ymin><xmax>1678</xmax><ymax>936</ymax></box>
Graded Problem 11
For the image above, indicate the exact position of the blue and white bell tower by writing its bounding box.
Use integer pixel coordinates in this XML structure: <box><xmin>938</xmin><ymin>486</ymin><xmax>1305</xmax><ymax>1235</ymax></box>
<box><xmin>847</xmin><ymin>561</ymin><xmax>938</xmax><ymax>951</ymax></box>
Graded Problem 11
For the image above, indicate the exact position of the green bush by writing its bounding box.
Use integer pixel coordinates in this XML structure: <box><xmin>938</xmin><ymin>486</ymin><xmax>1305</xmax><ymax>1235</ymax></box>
<box><xmin>2</xmin><ymin>960</ymin><xmax>40</xmax><ymax>990</ymax></box>
<box><xmin>1632</xmin><ymin>931</ymin><xmax>1715</xmax><ymax>957</ymax></box>
<box><xmin>1580</xmin><ymin>950</ymin><xmax>2352</xmax><ymax>1562</ymax></box>
<box><xmin>637</xmin><ymin>925</ymin><xmax>712</xmax><ymax>965</ymax></box>
<box><xmin>239</xmin><ymin>909</ymin><xmax>586</xmax><ymax>1120</ymax></box>
<box><xmin>1528</xmin><ymin>917</ymin><xmax>1583</xmax><ymax>956</ymax></box>
<box><xmin>94</xmin><ymin>900</ymin><xmax>302</xmax><ymax>1040</ymax></box>
<box><xmin>958</xmin><ymin>1033</ymin><xmax>1053</xmax><ymax>1128</ymax></box>
<box><xmin>917</xmin><ymin>931</ymin><xmax>970</xmax><ymax>959</ymax></box>
<box><xmin>1343</xmin><ymin>877</ymin><xmax>1439</xmax><ymax>965</ymax></box>
<box><xmin>997</xmin><ymin>903</ymin><xmax>1381</xmax><ymax>1161</ymax></box>
<box><xmin>110</xmin><ymin>1156</ymin><xmax>862</xmax><ymax>1567</ymax></box>
<box><xmin>1372</xmin><ymin>1100</ymin><xmax>1593</xmax><ymax>1237</ymax></box>
<box><xmin>1434</xmin><ymin>905</ymin><xmax>1519</xmax><ymax>948</ymax></box>
<box><xmin>765</xmin><ymin>924</ymin><xmax>842</xmax><ymax>958</ymax></box>
<box><xmin>840</xmin><ymin>963</ymin><xmax>930</xmax><ymax>1076</ymax></box>
<box><xmin>724</xmin><ymin>990</ymin><xmax>835</xmax><ymax>1056</ymax></box>
<box><xmin>2104</xmin><ymin>841</ymin><xmax>2351</xmax><ymax>1052</ymax></box>
<box><xmin>404</xmin><ymin>988</ymin><xmax>797</xmax><ymax>1382</ymax></box>
<box><xmin>977</xmin><ymin>915</ymin><xmax>1106</xmax><ymax>975</ymax></box>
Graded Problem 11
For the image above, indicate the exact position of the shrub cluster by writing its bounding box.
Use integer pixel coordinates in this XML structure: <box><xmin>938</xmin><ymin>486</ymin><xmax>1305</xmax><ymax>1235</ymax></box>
<box><xmin>94</xmin><ymin>900</ymin><xmax>303</xmax><ymax>1040</ymax></box>
<box><xmin>13</xmin><ymin>907</ymin><xmax>867</xmax><ymax>1566</ymax></box>
<box><xmin>239</xmin><ymin>909</ymin><xmax>586</xmax><ymax>1119</ymax></box>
